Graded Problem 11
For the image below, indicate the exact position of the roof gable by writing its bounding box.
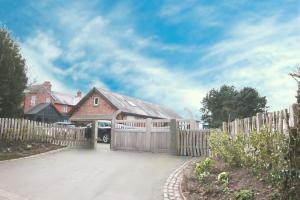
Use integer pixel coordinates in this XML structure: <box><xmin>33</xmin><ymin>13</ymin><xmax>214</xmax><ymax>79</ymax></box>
<box><xmin>95</xmin><ymin>88</ymin><xmax>181</xmax><ymax>119</ymax></box>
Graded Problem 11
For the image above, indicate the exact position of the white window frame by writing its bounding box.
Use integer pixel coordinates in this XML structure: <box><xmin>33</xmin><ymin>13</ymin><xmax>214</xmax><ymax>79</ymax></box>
<box><xmin>31</xmin><ymin>96</ymin><xmax>36</xmax><ymax>106</ymax></box>
<box><xmin>93</xmin><ymin>97</ymin><xmax>99</xmax><ymax>106</ymax></box>
<box><xmin>63</xmin><ymin>105</ymin><xmax>68</xmax><ymax>113</ymax></box>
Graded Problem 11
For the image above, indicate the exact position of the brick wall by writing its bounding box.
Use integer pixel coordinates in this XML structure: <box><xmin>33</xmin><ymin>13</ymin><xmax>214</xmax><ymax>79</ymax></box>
<box><xmin>72</xmin><ymin>92</ymin><xmax>116</xmax><ymax>117</ymax></box>
<box><xmin>23</xmin><ymin>92</ymin><xmax>52</xmax><ymax>113</ymax></box>
<box><xmin>54</xmin><ymin>104</ymin><xmax>73</xmax><ymax>114</ymax></box>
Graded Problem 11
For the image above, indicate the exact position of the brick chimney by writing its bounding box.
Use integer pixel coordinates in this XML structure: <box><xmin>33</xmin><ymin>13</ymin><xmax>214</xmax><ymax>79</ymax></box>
<box><xmin>43</xmin><ymin>81</ymin><xmax>52</xmax><ymax>92</ymax></box>
<box><xmin>76</xmin><ymin>90</ymin><xmax>82</xmax><ymax>98</ymax></box>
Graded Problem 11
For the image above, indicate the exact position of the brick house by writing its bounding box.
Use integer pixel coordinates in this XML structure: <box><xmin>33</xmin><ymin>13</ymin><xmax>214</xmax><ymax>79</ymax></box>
<box><xmin>69</xmin><ymin>87</ymin><xmax>181</xmax><ymax>123</ymax></box>
<box><xmin>24</xmin><ymin>81</ymin><xmax>82</xmax><ymax>122</ymax></box>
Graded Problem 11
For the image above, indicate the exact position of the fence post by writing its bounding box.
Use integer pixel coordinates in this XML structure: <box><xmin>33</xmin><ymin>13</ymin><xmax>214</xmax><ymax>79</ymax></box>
<box><xmin>256</xmin><ymin>113</ymin><xmax>262</xmax><ymax>133</ymax></box>
<box><xmin>169</xmin><ymin>119</ymin><xmax>177</xmax><ymax>155</ymax></box>
<box><xmin>91</xmin><ymin>120</ymin><xmax>98</xmax><ymax>149</ymax></box>
<box><xmin>146</xmin><ymin>118</ymin><xmax>152</xmax><ymax>152</ymax></box>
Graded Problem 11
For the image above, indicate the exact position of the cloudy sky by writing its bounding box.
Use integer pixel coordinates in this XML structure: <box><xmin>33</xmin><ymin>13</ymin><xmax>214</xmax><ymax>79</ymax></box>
<box><xmin>0</xmin><ymin>0</ymin><xmax>299</xmax><ymax>118</ymax></box>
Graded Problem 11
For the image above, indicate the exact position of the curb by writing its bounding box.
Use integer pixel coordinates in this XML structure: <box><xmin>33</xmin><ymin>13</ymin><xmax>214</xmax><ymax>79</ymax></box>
<box><xmin>0</xmin><ymin>146</ymin><xmax>69</xmax><ymax>164</ymax></box>
<box><xmin>163</xmin><ymin>158</ymin><xmax>198</xmax><ymax>200</ymax></box>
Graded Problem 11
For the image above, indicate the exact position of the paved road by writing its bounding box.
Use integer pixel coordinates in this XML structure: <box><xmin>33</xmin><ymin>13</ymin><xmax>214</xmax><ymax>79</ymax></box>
<box><xmin>0</xmin><ymin>144</ymin><xmax>188</xmax><ymax>200</ymax></box>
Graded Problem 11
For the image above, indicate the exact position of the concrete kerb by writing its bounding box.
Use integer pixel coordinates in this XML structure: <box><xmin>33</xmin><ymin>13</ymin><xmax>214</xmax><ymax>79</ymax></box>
<box><xmin>163</xmin><ymin>158</ymin><xmax>199</xmax><ymax>200</ymax></box>
<box><xmin>0</xmin><ymin>146</ymin><xmax>69</xmax><ymax>164</ymax></box>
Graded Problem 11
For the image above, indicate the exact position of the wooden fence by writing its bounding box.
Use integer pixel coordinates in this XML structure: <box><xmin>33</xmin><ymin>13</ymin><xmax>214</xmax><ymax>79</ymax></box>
<box><xmin>222</xmin><ymin>104</ymin><xmax>298</xmax><ymax>137</ymax></box>
<box><xmin>176</xmin><ymin>129</ymin><xmax>210</xmax><ymax>157</ymax></box>
<box><xmin>111</xmin><ymin>118</ymin><xmax>172</xmax><ymax>153</ymax></box>
<box><xmin>111</xmin><ymin>118</ymin><xmax>210</xmax><ymax>156</ymax></box>
<box><xmin>0</xmin><ymin>118</ymin><xmax>89</xmax><ymax>147</ymax></box>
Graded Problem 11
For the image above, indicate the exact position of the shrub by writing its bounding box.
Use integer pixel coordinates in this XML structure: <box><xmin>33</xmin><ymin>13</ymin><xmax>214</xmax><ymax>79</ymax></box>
<box><xmin>234</xmin><ymin>189</ymin><xmax>254</xmax><ymax>200</ymax></box>
<box><xmin>209</xmin><ymin>131</ymin><xmax>243</xmax><ymax>167</ymax></box>
<box><xmin>195</xmin><ymin>158</ymin><xmax>214</xmax><ymax>182</ymax></box>
<box><xmin>217</xmin><ymin>172</ymin><xmax>229</xmax><ymax>183</ymax></box>
<box><xmin>195</xmin><ymin>158</ymin><xmax>214</xmax><ymax>174</ymax></box>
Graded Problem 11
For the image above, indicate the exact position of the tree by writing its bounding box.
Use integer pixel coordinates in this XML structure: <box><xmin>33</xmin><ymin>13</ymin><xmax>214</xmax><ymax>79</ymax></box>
<box><xmin>201</xmin><ymin>85</ymin><xmax>267</xmax><ymax>128</ymax></box>
<box><xmin>0</xmin><ymin>28</ymin><xmax>27</xmax><ymax>117</ymax></box>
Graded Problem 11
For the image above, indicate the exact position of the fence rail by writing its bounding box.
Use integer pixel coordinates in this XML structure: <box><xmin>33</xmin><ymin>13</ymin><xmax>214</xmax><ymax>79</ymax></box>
<box><xmin>0</xmin><ymin>118</ymin><xmax>89</xmax><ymax>147</ymax></box>
<box><xmin>222</xmin><ymin>104</ymin><xmax>298</xmax><ymax>137</ymax></box>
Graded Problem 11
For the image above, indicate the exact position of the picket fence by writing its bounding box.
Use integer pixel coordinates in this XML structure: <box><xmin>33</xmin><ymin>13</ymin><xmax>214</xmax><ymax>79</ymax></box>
<box><xmin>0</xmin><ymin>118</ymin><xmax>89</xmax><ymax>147</ymax></box>
<box><xmin>222</xmin><ymin>104</ymin><xmax>298</xmax><ymax>137</ymax></box>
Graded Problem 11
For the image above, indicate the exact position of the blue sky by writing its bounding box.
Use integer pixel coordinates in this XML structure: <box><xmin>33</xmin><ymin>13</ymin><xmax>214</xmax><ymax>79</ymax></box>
<box><xmin>1</xmin><ymin>0</ymin><xmax>299</xmax><ymax>118</ymax></box>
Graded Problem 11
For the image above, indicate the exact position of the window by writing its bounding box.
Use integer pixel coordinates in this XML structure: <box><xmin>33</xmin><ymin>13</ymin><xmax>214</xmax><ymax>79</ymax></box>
<box><xmin>31</xmin><ymin>96</ymin><xmax>36</xmax><ymax>106</ymax></box>
<box><xmin>63</xmin><ymin>105</ymin><xmax>68</xmax><ymax>113</ymax></box>
<box><xmin>93</xmin><ymin>97</ymin><xmax>99</xmax><ymax>106</ymax></box>
<box><xmin>46</xmin><ymin>98</ymin><xmax>50</xmax><ymax>103</ymax></box>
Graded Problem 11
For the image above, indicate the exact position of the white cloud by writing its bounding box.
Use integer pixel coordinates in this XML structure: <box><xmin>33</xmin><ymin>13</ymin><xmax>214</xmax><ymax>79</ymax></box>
<box><xmin>20</xmin><ymin>1</ymin><xmax>300</xmax><ymax>119</ymax></box>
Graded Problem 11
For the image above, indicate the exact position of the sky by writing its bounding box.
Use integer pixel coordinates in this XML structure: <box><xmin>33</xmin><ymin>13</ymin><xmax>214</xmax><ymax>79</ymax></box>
<box><xmin>0</xmin><ymin>0</ymin><xmax>299</xmax><ymax>118</ymax></box>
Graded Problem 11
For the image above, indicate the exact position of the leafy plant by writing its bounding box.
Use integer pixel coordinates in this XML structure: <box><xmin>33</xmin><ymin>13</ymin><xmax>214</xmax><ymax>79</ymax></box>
<box><xmin>217</xmin><ymin>172</ymin><xmax>229</xmax><ymax>183</ymax></box>
<box><xmin>195</xmin><ymin>158</ymin><xmax>214</xmax><ymax>182</ymax></box>
<box><xmin>234</xmin><ymin>189</ymin><xmax>254</xmax><ymax>200</ymax></box>
<box><xmin>195</xmin><ymin>158</ymin><xmax>214</xmax><ymax>174</ymax></box>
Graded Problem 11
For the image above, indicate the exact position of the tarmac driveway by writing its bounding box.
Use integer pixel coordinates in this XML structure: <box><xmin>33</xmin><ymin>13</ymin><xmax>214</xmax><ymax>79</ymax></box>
<box><xmin>0</xmin><ymin>144</ymin><xmax>189</xmax><ymax>200</ymax></box>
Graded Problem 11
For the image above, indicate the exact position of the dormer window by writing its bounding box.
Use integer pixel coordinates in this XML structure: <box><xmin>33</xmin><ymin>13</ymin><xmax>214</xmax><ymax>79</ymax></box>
<box><xmin>93</xmin><ymin>97</ymin><xmax>99</xmax><ymax>106</ymax></box>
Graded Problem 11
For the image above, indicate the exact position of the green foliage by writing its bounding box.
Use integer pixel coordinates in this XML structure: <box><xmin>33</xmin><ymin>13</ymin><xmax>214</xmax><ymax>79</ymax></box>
<box><xmin>195</xmin><ymin>158</ymin><xmax>214</xmax><ymax>174</ymax></box>
<box><xmin>217</xmin><ymin>172</ymin><xmax>230</xmax><ymax>193</ymax></box>
<box><xmin>234</xmin><ymin>189</ymin><xmax>254</xmax><ymax>200</ymax></box>
<box><xmin>217</xmin><ymin>172</ymin><xmax>229</xmax><ymax>183</ymax></box>
<box><xmin>209</xmin><ymin>132</ymin><xmax>243</xmax><ymax>167</ymax></box>
<box><xmin>195</xmin><ymin>158</ymin><xmax>214</xmax><ymax>182</ymax></box>
<box><xmin>209</xmin><ymin>129</ymin><xmax>288</xmax><ymax>185</ymax></box>
<box><xmin>0</xmin><ymin>28</ymin><xmax>27</xmax><ymax>117</ymax></box>
<box><xmin>201</xmin><ymin>85</ymin><xmax>267</xmax><ymax>128</ymax></box>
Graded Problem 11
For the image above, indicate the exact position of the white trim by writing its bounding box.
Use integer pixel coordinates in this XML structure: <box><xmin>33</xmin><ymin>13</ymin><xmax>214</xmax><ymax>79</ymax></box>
<box><xmin>93</xmin><ymin>97</ymin><xmax>99</xmax><ymax>106</ymax></box>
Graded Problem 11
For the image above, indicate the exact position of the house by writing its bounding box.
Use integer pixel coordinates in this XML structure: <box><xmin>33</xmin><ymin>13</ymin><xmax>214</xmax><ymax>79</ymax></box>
<box><xmin>70</xmin><ymin>87</ymin><xmax>181</xmax><ymax>123</ymax></box>
<box><xmin>24</xmin><ymin>103</ymin><xmax>64</xmax><ymax>123</ymax></box>
<box><xmin>23</xmin><ymin>81</ymin><xmax>82</xmax><ymax>122</ymax></box>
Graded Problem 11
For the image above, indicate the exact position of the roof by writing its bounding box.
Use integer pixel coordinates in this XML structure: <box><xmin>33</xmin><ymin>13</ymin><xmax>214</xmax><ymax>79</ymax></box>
<box><xmin>51</xmin><ymin>91</ymin><xmax>81</xmax><ymax>106</ymax></box>
<box><xmin>26</xmin><ymin>84</ymin><xmax>81</xmax><ymax>106</ymax></box>
<box><xmin>24</xmin><ymin>103</ymin><xmax>61</xmax><ymax>115</ymax></box>
<box><xmin>94</xmin><ymin>87</ymin><xmax>181</xmax><ymax>119</ymax></box>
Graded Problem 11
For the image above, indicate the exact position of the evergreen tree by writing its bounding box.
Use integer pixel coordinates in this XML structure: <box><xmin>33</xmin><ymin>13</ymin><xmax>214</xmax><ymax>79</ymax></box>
<box><xmin>0</xmin><ymin>28</ymin><xmax>27</xmax><ymax>117</ymax></box>
<box><xmin>201</xmin><ymin>85</ymin><xmax>267</xmax><ymax>128</ymax></box>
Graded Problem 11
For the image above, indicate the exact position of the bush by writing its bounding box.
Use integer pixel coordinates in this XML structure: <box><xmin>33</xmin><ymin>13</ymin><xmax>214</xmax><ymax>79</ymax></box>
<box><xmin>234</xmin><ymin>189</ymin><xmax>254</xmax><ymax>200</ymax></box>
<box><xmin>209</xmin><ymin>132</ymin><xmax>243</xmax><ymax>167</ymax></box>
<box><xmin>195</xmin><ymin>158</ymin><xmax>214</xmax><ymax>182</ymax></box>
<box><xmin>209</xmin><ymin>129</ymin><xmax>288</xmax><ymax>185</ymax></box>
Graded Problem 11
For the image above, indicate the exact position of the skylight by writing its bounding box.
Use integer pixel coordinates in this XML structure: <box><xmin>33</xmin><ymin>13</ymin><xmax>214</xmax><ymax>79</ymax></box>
<box><xmin>127</xmin><ymin>100</ymin><xmax>137</xmax><ymax>107</ymax></box>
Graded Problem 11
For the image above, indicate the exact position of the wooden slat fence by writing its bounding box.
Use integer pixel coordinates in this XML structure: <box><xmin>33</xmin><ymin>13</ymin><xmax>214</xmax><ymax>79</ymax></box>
<box><xmin>0</xmin><ymin>118</ymin><xmax>89</xmax><ymax>147</ymax></box>
<box><xmin>222</xmin><ymin>104</ymin><xmax>298</xmax><ymax>137</ymax></box>
<box><xmin>111</xmin><ymin>118</ymin><xmax>171</xmax><ymax>153</ymax></box>
<box><xmin>111</xmin><ymin>118</ymin><xmax>210</xmax><ymax>157</ymax></box>
<box><xmin>176</xmin><ymin>127</ymin><xmax>210</xmax><ymax>157</ymax></box>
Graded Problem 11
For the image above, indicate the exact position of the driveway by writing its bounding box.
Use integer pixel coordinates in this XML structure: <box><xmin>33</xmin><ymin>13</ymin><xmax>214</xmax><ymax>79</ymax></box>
<box><xmin>0</xmin><ymin>144</ymin><xmax>189</xmax><ymax>200</ymax></box>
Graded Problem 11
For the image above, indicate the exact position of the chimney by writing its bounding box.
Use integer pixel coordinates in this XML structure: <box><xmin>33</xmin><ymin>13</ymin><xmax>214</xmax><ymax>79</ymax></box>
<box><xmin>76</xmin><ymin>90</ymin><xmax>82</xmax><ymax>98</ymax></box>
<box><xmin>43</xmin><ymin>81</ymin><xmax>52</xmax><ymax>92</ymax></box>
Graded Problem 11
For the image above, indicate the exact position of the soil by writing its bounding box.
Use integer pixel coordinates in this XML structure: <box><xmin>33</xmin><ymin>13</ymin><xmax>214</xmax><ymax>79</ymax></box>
<box><xmin>0</xmin><ymin>140</ymin><xmax>63</xmax><ymax>161</ymax></box>
<box><xmin>182</xmin><ymin>159</ymin><xmax>280</xmax><ymax>200</ymax></box>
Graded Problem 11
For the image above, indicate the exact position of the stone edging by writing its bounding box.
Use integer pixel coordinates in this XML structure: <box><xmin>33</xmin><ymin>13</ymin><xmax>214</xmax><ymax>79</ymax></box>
<box><xmin>0</xmin><ymin>146</ymin><xmax>69</xmax><ymax>164</ymax></box>
<box><xmin>163</xmin><ymin>158</ymin><xmax>198</xmax><ymax>200</ymax></box>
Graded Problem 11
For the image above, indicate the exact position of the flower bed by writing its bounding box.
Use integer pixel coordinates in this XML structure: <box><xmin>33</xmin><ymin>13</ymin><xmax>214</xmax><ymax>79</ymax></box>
<box><xmin>182</xmin><ymin>158</ymin><xmax>279</xmax><ymax>200</ymax></box>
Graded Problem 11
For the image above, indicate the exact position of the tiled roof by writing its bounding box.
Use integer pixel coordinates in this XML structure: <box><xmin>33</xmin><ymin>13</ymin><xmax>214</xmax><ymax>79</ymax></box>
<box><xmin>51</xmin><ymin>91</ymin><xmax>81</xmax><ymax>106</ymax></box>
<box><xmin>24</xmin><ymin>103</ymin><xmax>57</xmax><ymax>115</ymax></box>
<box><xmin>26</xmin><ymin>84</ymin><xmax>81</xmax><ymax>106</ymax></box>
<box><xmin>96</xmin><ymin>88</ymin><xmax>181</xmax><ymax>119</ymax></box>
